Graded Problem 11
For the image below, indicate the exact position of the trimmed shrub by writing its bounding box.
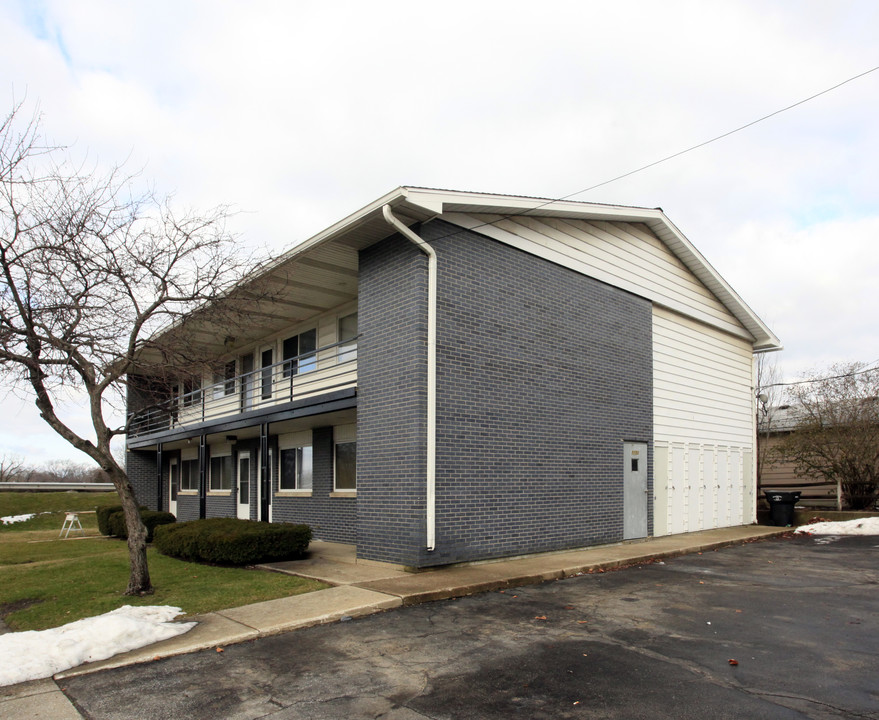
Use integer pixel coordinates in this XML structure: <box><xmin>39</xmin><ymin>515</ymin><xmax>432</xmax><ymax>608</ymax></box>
<box><xmin>106</xmin><ymin>509</ymin><xmax>176</xmax><ymax>542</ymax></box>
<box><xmin>153</xmin><ymin>518</ymin><xmax>312</xmax><ymax>565</ymax></box>
<box><xmin>96</xmin><ymin>505</ymin><xmax>123</xmax><ymax>536</ymax></box>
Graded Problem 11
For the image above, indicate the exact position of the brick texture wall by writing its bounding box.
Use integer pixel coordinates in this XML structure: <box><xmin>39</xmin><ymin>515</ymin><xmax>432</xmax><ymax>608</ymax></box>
<box><xmin>272</xmin><ymin>427</ymin><xmax>357</xmax><ymax>543</ymax></box>
<box><xmin>126</xmin><ymin>449</ymin><xmax>158</xmax><ymax>510</ymax></box>
<box><xmin>357</xmin><ymin>234</ymin><xmax>429</xmax><ymax>565</ymax></box>
<box><xmin>358</xmin><ymin>220</ymin><xmax>653</xmax><ymax>567</ymax></box>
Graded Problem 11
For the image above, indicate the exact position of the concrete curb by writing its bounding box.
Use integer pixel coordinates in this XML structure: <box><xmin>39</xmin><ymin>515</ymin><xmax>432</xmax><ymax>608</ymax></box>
<box><xmin>2</xmin><ymin>525</ymin><xmax>789</xmax><ymax>720</ymax></box>
<box><xmin>55</xmin><ymin>586</ymin><xmax>401</xmax><ymax>681</ymax></box>
<box><xmin>0</xmin><ymin>678</ymin><xmax>82</xmax><ymax>720</ymax></box>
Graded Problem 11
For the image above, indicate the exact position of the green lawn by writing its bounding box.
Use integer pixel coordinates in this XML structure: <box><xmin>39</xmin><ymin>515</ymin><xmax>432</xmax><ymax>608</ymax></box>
<box><xmin>0</xmin><ymin>492</ymin><xmax>328</xmax><ymax>631</ymax></box>
<box><xmin>0</xmin><ymin>490</ymin><xmax>118</xmax><ymax>532</ymax></box>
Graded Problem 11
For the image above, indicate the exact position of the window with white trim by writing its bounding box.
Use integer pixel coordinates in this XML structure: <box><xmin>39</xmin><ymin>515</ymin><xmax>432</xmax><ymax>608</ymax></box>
<box><xmin>334</xmin><ymin>424</ymin><xmax>356</xmax><ymax>491</ymax></box>
<box><xmin>279</xmin><ymin>446</ymin><xmax>313</xmax><ymax>490</ymax></box>
<box><xmin>283</xmin><ymin>329</ymin><xmax>317</xmax><ymax>377</ymax></box>
<box><xmin>213</xmin><ymin>360</ymin><xmax>236</xmax><ymax>399</ymax></box>
<box><xmin>180</xmin><ymin>458</ymin><xmax>198</xmax><ymax>491</ymax></box>
<box><xmin>278</xmin><ymin>431</ymin><xmax>312</xmax><ymax>491</ymax></box>
<box><xmin>209</xmin><ymin>452</ymin><xmax>233</xmax><ymax>491</ymax></box>
<box><xmin>338</xmin><ymin>313</ymin><xmax>357</xmax><ymax>363</ymax></box>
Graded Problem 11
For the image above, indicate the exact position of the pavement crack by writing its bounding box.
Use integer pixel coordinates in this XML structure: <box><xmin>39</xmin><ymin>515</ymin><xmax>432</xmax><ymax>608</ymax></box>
<box><xmin>749</xmin><ymin>689</ymin><xmax>877</xmax><ymax>719</ymax></box>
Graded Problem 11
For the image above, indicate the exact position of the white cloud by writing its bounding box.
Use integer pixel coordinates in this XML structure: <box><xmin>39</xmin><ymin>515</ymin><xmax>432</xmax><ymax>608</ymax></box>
<box><xmin>0</xmin><ymin>0</ymin><xmax>878</xmax><ymax>459</ymax></box>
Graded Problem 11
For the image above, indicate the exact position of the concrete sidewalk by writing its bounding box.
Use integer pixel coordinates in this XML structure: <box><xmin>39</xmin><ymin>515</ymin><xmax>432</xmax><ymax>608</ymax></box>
<box><xmin>4</xmin><ymin>524</ymin><xmax>786</xmax><ymax>719</ymax></box>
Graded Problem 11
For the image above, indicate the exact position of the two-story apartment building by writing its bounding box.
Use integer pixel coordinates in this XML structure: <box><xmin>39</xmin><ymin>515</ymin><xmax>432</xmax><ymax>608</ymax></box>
<box><xmin>126</xmin><ymin>187</ymin><xmax>781</xmax><ymax>569</ymax></box>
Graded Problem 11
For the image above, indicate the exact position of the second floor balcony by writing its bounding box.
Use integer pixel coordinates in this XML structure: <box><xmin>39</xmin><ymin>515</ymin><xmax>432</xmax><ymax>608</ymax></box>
<box><xmin>129</xmin><ymin>338</ymin><xmax>357</xmax><ymax>440</ymax></box>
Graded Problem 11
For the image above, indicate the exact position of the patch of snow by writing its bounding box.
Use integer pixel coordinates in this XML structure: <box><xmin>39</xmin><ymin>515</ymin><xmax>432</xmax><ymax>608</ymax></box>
<box><xmin>794</xmin><ymin>517</ymin><xmax>879</xmax><ymax>536</ymax></box>
<box><xmin>0</xmin><ymin>605</ymin><xmax>195</xmax><ymax>686</ymax></box>
<box><xmin>0</xmin><ymin>513</ymin><xmax>36</xmax><ymax>525</ymax></box>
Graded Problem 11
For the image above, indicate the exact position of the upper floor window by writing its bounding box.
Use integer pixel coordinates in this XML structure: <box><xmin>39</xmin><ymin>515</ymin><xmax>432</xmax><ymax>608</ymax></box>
<box><xmin>261</xmin><ymin>348</ymin><xmax>274</xmax><ymax>399</ymax></box>
<box><xmin>182</xmin><ymin>377</ymin><xmax>202</xmax><ymax>407</ymax></box>
<box><xmin>283</xmin><ymin>328</ymin><xmax>317</xmax><ymax>377</ymax></box>
<box><xmin>213</xmin><ymin>360</ymin><xmax>236</xmax><ymax>399</ymax></box>
<box><xmin>338</xmin><ymin>312</ymin><xmax>357</xmax><ymax>363</ymax></box>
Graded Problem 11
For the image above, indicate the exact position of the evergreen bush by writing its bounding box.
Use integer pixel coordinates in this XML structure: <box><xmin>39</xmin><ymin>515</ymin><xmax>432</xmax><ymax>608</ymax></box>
<box><xmin>106</xmin><ymin>509</ymin><xmax>175</xmax><ymax>542</ymax></box>
<box><xmin>153</xmin><ymin>518</ymin><xmax>312</xmax><ymax>565</ymax></box>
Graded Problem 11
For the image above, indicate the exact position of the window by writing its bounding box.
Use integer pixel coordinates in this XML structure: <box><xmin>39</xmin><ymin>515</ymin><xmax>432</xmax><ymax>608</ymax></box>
<box><xmin>338</xmin><ymin>313</ymin><xmax>357</xmax><ymax>363</ymax></box>
<box><xmin>209</xmin><ymin>455</ymin><xmax>233</xmax><ymax>491</ymax></box>
<box><xmin>182</xmin><ymin>377</ymin><xmax>202</xmax><ymax>407</ymax></box>
<box><xmin>279</xmin><ymin>446</ymin><xmax>313</xmax><ymax>490</ymax></box>
<box><xmin>261</xmin><ymin>348</ymin><xmax>273</xmax><ymax>399</ymax></box>
<box><xmin>213</xmin><ymin>360</ymin><xmax>236</xmax><ymax>399</ymax></box>
<box><xmin>282</xmin><ymin>329</ymin><xmax>317</xmax><ymax>377</ymax></box>
<box><xmin>334</xmin><ymin>442</ymin><xmax>356</xmax><ymax>490</ymax></box>
<box><xmin>180</xmin><ymin>459</ymin><xmax>199</xmax><ymax>491</ymax></box>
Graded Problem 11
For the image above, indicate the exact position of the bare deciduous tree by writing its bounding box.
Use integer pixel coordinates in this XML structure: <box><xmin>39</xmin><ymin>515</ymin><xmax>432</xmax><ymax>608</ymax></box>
<box><xmin>0</xmin><ymin>101</ymin><xmax>258</xmax><ymax>594</ymax></box>
<box><xmin>755</xmin><ymin>352</ymin><xmax>782</xmax><ymax>484</ymax></box>
<box><xmin>775</xmin><ymin>362</ymin><xmax>879</xmax><ymax>510</ymax></box>
<box><xmin>0</xmin><ymin>452</ymin><xmax>27</xmax><ymax>482</ymax></box>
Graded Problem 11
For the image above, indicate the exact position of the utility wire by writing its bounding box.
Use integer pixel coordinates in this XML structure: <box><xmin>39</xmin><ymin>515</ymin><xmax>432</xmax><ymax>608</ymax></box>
<box><xmin>559</xmin><ymin>63</ymin><xmax>879</xmax><ymax>201</ymax></box>
<box><xmin>761</xmin><ymin>361</ymin><xmax>879</xmax><ymax>390</ymax></box>
<box><xmin>422</xmin><ymin>63</ymin><xmax>879</xmax><ymax>248</ymax></box>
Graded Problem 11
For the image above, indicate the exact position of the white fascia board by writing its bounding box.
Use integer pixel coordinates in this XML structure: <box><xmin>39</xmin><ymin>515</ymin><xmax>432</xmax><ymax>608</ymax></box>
<box><xmin>643</xmin><ymin>213</ymin><xmax>781</xmax><ymax>352</ymax></box>
<box><xmin>401</xmin><ymin>188</ymin><xmax>781</xmax><ymax>353</ymax></box>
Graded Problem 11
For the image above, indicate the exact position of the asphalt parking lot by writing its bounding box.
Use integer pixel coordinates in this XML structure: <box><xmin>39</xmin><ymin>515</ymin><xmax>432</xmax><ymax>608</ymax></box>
<box><xmin>62</xmin><ymin>534</ymin><xmax>878</xmax><ymax>720</ymax></box>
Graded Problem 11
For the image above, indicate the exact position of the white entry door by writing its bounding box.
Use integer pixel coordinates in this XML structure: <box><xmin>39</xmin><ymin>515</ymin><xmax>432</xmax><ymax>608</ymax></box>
<box><xmin>168</xmin><ymin>458</ymin><xmax>178</xmax><ymax>517</ymax></box>
<box><xmin>237</xmin><ymin>451</ymin><xmax>251</xmax><ymax>520</ymax></box>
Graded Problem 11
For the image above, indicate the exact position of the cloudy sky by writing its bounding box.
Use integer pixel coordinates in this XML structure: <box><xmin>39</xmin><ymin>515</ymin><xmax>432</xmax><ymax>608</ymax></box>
<box><xmin>1</xmin><ymin>0</ymin><xmax>877</xmax><ymax>464</ymax></box>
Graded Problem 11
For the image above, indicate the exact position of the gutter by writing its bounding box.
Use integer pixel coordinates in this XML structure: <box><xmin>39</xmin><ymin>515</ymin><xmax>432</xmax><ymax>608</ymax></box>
<box><xmin>382</xmin><ymin>205</ymin><xmax>437</xmax><ymax>552</ymax></box>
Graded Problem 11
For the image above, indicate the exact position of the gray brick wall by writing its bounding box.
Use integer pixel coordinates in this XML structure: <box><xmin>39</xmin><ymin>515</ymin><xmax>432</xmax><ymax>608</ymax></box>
<box><xmin>357</xmin><ymin>220</ymin><xmax>653</xmax><ymax>567</ymax></box>
<box><xmin>271</xmin><ymin>427</ymin><xmax>357</xmax><ymax>543</ymax></box>
<box><xmin>126</xmin><ymin>449</ymin><xmax>158</xmax><ymax>510</ymax></box>
<box><xmin>357</xmin><ymin>234</ymin><xmax>429</xmax><ymax>566</ymax></box>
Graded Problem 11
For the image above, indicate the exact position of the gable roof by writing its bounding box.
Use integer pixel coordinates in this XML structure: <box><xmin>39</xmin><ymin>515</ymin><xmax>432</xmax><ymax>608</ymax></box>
<box><xmin>279</xmin><ymin>186</ymin><xmax>780</xmax><ymax>351</ymax></box>
<box><xmin>159</xmin><ymin>187</ymin><xmax>782</xmax><ymax>356</ymax></box>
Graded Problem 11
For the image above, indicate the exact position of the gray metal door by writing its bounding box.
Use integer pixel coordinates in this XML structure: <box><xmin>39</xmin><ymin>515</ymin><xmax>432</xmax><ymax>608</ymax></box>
<box><xmin>623</xmin><ymin>442</ymin><xmax>648</xmax><ymax>539</ymax></box>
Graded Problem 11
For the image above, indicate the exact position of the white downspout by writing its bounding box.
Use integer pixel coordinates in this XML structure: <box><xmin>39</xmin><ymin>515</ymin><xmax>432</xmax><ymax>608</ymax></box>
<box><xmin>382</xmin><ymin>204</ymin><xmax>437</xmax><ymax>551</ymax></box>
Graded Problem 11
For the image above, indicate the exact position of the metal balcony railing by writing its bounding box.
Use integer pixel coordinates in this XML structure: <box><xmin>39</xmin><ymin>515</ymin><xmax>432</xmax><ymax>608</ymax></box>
<box><xmin>128</xmin><ymin>339</ymin><xmax>357</xmax><ymax>438</ymax></box>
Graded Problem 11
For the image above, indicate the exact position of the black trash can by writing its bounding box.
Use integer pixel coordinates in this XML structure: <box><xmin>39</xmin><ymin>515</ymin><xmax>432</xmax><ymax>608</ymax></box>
<box><xmin>763</xmin><ymin>490</ymin><xmax>801</xmax><ymax>527</ymax></box>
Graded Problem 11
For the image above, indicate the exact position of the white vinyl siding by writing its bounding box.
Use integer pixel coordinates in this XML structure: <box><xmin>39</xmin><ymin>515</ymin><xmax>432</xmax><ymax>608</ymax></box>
<box><xmin>652</xmin><ymin>306</ymin><xmax>756</xmax><ymax>534</ymax></box>
<box><xmin>444</xmin><ymin>213</ymin><xmax>750</xmax><ymax>341</ymax></box>
<box><xmin>653</xmin><ymin>307</ymin><xmax>753</xmax><ymax>446</ymax></box>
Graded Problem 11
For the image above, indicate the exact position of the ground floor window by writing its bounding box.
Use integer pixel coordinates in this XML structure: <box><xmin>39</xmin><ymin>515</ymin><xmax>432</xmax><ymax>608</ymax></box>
<box><xmin>334</xmin><ymin>424</ymin><xmax>357</xmax><ymax>491</ymax></box>
<box><xmin>180</xmin><ymin>458</ymin><xmax>198</xmax><ymax>491</ymax></box>
<box><xmin>210</xmin><ymin>454</ymin><xmax>233</xmax><ymax>491</ymax></box>
<box><xmin>279</xmin><ymin>446</ymin><xmax>313</xmax><ymax>490</ymax></box>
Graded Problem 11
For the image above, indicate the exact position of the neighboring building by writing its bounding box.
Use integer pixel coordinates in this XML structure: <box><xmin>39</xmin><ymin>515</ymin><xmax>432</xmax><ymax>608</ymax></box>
<box><xmin>126</xmin><ymin>187</ymin><xmax>781</xmax><ymax>569</ymax></box>
<box><xmin>758</xmin><ymin>405</ymin><xmax>853</xmax><ymax>509</ymax></box>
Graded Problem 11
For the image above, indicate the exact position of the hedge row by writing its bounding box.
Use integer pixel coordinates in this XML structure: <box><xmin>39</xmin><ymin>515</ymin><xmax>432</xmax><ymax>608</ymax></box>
<box><xmin>108</xmin><ymin>510</ymin><xmax>176</xmax><ymax>542</ymax></box>
<box><xmin>98</xmin><ymin>504</ymin><xmax>176</xmax><ymax>542</ymax></box>
<box><xmin>97</xmin><ymin>505</ymin><xmax>126</xmax><ymax>536</ymax></box>
<box><xmin>153</xmin><ymin>518</ymin><xmax>312</xmax><ymax>565</ymax></box>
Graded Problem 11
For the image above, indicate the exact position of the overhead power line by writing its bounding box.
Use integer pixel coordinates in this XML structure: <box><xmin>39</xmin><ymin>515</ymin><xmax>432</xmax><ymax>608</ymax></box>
<box><xmin>561</xmin><ymin>63</ymin><xmax>879</xmax><ymax>200</ymax></box>
<box><xmin>432</xmin><ymin>63</ymin><xmax>879</xmax><ymax>243</ymax></box>
<box><xmin>761</xmin><ymin>361</ymin><xmax>879</xmax><ymax>390</ymax></box>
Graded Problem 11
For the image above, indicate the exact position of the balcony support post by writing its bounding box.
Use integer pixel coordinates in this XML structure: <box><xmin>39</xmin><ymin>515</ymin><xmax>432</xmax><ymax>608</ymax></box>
<box><xmin>156</xmin><ymin>443</ymin><xmax>163</xmax><ymax>512</ymax></box>
<box><xmin>260</xmin><ymin>423</ymin><xmax>270</xmax><ymax>522</ymax></box>
<box><xmin>198</xmin><ymin>434</ymin><xmax>207</xmax><ymax>519</ymax></box>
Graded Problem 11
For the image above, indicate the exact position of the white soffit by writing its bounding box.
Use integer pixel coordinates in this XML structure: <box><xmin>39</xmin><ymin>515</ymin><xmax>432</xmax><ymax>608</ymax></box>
<box><xmin>169</xmin><ymin>187</ymin><xmax>780</xmax><ymax>354</ymax></box>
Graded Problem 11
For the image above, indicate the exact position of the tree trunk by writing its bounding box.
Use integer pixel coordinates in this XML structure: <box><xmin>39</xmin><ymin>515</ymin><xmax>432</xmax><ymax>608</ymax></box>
<box><xmin>108</xmin><ymin>466</ymin><xmax>153</xmax><ymax>595</ymax></box>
